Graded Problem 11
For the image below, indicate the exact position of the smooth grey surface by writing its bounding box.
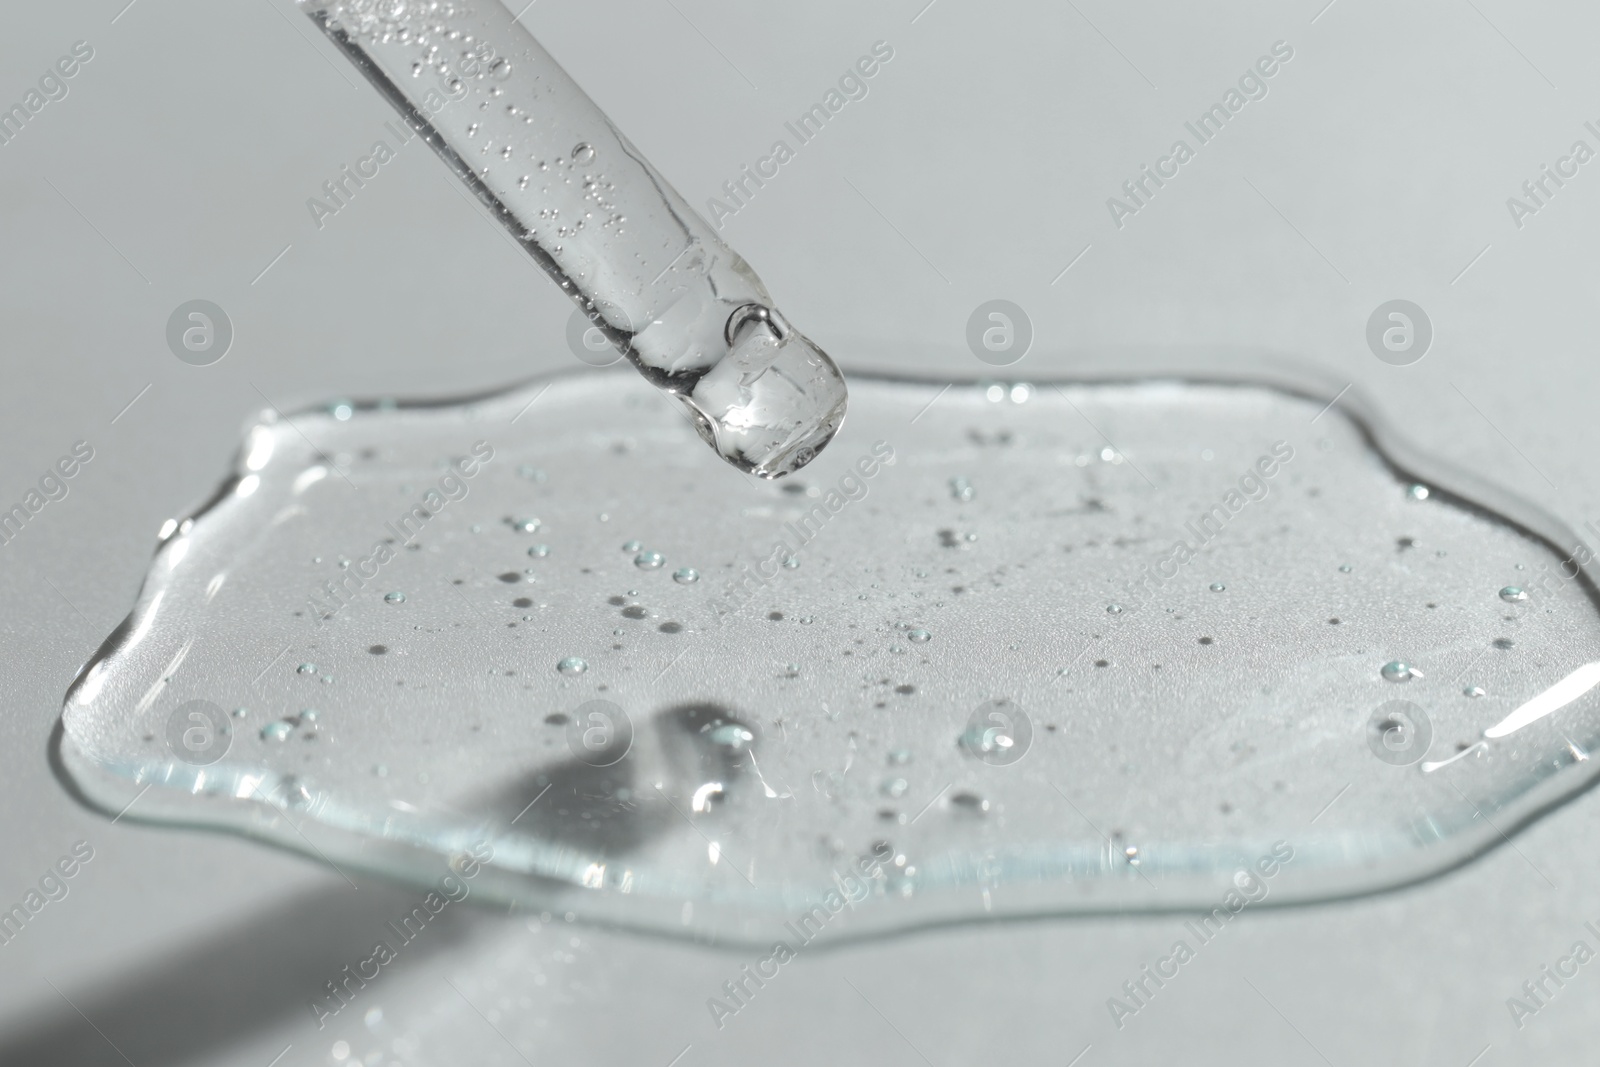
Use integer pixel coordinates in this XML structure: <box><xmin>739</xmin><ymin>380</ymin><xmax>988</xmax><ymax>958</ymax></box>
<box><xmin>3</xmin><ymin>0</ymin><xmax>1600</xmax><ymax>1065</ymax></box>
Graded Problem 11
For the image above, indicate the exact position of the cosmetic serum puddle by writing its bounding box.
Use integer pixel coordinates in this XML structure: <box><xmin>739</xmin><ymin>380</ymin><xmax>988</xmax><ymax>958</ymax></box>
<box><xmin>59</xmin><ymin>371</ymin><xmax>1600</xmax><ymax>941</ymax></box>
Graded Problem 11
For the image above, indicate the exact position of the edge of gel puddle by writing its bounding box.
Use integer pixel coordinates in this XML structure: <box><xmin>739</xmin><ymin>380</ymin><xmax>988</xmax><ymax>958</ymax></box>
<box><xmin>57</xmin><ymin>355</ymin><xmax>1600</xmax><ymax>945</ymax></box>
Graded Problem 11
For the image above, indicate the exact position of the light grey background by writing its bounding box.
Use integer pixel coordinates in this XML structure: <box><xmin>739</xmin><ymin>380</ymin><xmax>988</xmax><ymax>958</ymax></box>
<box><xmin>3</xmin><ymin>0</ymin><xmax>1599</xmax><ymax>1064</ymax></box>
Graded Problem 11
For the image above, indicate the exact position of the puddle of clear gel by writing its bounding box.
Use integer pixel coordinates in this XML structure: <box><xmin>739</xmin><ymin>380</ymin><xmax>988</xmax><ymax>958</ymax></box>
<box><xmin>59</xmin><ymin>370</ymin><xmax>1600</xmax><ymax>943</ymax></box>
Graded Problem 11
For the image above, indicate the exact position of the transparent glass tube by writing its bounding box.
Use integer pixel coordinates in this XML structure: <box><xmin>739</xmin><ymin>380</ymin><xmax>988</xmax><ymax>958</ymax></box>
<box><xmin>298</xmin><ymin>0</ymin><xmax>847</xmax><ymax>477</ymax></box>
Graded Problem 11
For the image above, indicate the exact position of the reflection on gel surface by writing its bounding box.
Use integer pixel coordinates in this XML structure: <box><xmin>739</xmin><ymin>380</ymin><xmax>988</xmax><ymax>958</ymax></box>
<box><xmin>58</xmin><ymin>370</ymin><xmax>1600</xmax><ymax>943</ymax></box>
